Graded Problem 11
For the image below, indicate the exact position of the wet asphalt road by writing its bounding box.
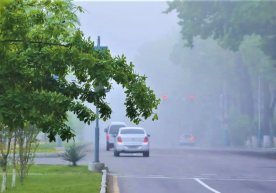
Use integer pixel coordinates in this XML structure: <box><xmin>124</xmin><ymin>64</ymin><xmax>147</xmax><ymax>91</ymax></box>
<box><xmin>101</xmin><ymin>148</ymin><xmax>276</xmax><ymax>193</ymax></box>
<box><xmin>35</xmin><ymin>148</ymin><xmax>276</xmax><ymax>193</ymax></box>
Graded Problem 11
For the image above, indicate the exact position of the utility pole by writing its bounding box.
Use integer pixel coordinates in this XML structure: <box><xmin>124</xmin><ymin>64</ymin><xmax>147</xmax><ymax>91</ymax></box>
<box><xmin>88</xmin><ymin>36</ymin><xmax>107</xmax><ymax>171</ymax></box>
<box><xmin>257</xmin><ymin>75</ymin><xmax>262</xmax><ymax>147</ymax></box>
<box><xmin>94</xmin><ymin>107</ymin><xmax>100</xmax><ymax>163</ymax></box>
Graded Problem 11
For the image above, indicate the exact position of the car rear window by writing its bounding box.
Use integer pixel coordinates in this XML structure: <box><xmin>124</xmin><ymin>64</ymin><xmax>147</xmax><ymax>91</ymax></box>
<box><xmin>109</xmin><ymin>125</ymin><xmax>125</xmax><ymax>134</ymax></box>
<box><xmin>120</xmin><ymin>129</ymin><xmax>145</xmax><ymax>134</ymax></box>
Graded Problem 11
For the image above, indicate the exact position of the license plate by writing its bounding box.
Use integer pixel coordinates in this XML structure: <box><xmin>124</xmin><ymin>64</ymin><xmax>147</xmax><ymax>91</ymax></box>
<box><xmin>127</xmin><ymin>146</ymin><xmax>139</xmax><ymax>149</ymax></box>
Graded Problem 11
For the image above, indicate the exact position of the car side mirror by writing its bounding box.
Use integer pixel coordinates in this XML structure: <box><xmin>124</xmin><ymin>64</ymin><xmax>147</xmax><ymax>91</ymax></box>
<box><xmin>147</xmin><ymin>134</ymin><xmax>151</xmax><ymax>137</ymax></box>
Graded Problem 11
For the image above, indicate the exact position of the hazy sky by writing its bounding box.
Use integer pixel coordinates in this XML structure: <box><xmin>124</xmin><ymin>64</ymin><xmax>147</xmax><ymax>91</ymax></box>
<box><xmin>73</xmin><ymin>1</ymin><xmax>180</xmax><ymax>144</ymax></box>
<box><xmin>76</xmin><ymin>1</ymin><xmax>179</xmax><ymax>61</ymax></box>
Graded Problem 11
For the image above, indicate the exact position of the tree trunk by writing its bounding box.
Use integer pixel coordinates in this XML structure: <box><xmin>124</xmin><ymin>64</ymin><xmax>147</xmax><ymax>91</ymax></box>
<box><xmin>235</xmin><ymin>54</ymin><xmax>254</xmax><ymax>120</ymax></box>
<box><xmin>11</xmin><ymin>169</ymin><xmax>16</xmax><ymax>188</ymax></box>
<box><xmin>1</xmin><ymin>165</ymin><xmax>7</xmax><ymax>192</ymax></box>
<box><xmin>0</xmin><ymin>130</ymin><xmax>12</xmax><ymax>192</ymax></box>
<box><xmin>268</xmin><ymin>89</ymin><xmax>276</xmax><ymax>147</ymax></box>
<box><xmin>261</xmin><ymin>81</ymin><xmax>276</xmax><ymax>147</ymax></box>
<box><xmin>11</xmin><ymin>136</ymin><xmax>17</xmax><ymax>188</ymax></box>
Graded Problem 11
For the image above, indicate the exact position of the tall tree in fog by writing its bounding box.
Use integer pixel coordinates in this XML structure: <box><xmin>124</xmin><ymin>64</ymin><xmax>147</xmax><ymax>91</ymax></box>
<box><xmin>167</xmin><ymin>1</ymin><xmax>276</xmax><ymax>146</ymax></box>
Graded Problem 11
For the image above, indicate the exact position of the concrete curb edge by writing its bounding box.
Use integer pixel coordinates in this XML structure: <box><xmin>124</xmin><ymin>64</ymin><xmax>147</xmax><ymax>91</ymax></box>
<box><xmin>100</xmin><ymin>169</ymin><xmax>107</xmax><ymax>193</ymax></box>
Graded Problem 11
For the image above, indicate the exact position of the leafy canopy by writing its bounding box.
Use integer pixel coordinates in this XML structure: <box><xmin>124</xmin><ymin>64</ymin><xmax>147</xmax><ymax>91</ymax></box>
<box><xmin>0</xmin><ymin>0</ymin><xmax>159</xmax><ymax>141</ymax></box>
<box><xmin>166</xmin><ymin>1</ymin><xmax>276</xmax><ymax>59</ymax></box>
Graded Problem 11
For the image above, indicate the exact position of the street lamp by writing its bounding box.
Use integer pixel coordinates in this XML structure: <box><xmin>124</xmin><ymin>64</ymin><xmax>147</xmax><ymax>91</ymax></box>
<box><xmin>88</xmin><ymin>36</ymin><xmax>108</xmax><ymax>172</ymax></box>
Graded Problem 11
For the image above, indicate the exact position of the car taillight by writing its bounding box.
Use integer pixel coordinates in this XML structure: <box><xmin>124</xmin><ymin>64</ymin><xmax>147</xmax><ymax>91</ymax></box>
<box><xmin>106</xmin><ymin>134</ymin><xmax>110</xmax><ymax>141</ymax></box>
<box><xmin>144</xmin><ymin>136</ymin><xmax>149</xmax><ymax>144</ymax></box>
<box><xmin>117</xmin><ymin>136</ymin><xmax>122</xmax><ymax>144</ymax></box>
<box><xmin>190</xmin><ymin>136</ymin><xmax>195</xmax><ymax>142</ymax></box>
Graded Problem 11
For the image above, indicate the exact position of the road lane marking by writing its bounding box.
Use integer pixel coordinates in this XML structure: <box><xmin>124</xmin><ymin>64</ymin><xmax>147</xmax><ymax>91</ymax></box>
<box><xmin>113</xmin><ymin>175</ymin><xmax>120</xmax><ymax>193</ymax></box>
<box><xmin>194</xmin><ymin>178</ymin><xmax>221</xmax><ymax>193</ymax></box>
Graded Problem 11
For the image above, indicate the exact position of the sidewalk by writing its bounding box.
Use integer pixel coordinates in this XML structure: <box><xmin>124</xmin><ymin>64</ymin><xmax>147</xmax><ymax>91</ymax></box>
<box><xmin>156</xmin><ymin>146</ymin><xmax>276</xmax><ymax>159</ymax></box>
<box><xmin>213</xmin><ymin>147</ymin><xmax>276</xmax><ymax>158</ymax></box>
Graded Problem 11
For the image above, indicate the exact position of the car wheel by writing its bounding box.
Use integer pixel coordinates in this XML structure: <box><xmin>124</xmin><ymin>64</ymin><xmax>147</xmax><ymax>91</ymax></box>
<box><xmin>106</xmin><ymin>143</ymin><xmax>110</xmax><ymax>151</ymax></box>
<box><xmin>143</xmin><ymin>151</ymin><xmax>149</xmax><ymax>157</ymax></box>
<box><xmin>114</xmin><ymin>150</ymin><xmax>120</xmax><ymax>157</ymax></box>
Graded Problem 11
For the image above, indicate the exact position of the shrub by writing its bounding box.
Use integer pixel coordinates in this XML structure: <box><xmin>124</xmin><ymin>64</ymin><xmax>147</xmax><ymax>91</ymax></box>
<box><xmin>61</xmin><ymin>143</ymin><xmax>86</xmax><ymax>166</ymax></box>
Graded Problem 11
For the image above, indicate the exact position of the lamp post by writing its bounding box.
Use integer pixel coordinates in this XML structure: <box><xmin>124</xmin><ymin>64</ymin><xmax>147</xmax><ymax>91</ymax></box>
<box><xmin>94</xmin><ymin>107</ymin><xmax>100</xmax><ymax>163</ymax></box>
<box><xmin>257</xmin><ymin>75</ymin><xmax>262</xmax><ymax>147</ymax></box>
<box><xmin>88</xmin><ymin>36</ymin><xmax>108</xmax><ymax>171</ymax></box>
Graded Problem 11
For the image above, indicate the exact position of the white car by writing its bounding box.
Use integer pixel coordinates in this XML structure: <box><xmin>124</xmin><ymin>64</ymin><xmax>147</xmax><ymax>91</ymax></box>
<box><xmin>113</xmin><ymin>127</ymin><xmax>150</xmax><ymax>157</ymax></box>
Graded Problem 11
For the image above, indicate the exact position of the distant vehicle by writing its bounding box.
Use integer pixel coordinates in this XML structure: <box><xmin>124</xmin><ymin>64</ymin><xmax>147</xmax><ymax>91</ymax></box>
<box><xmin>179</xmin><ymin>134</ymin><xmax>196</xmax><ymax>146</ymax></box>
<box><xmin>104</xmin><ymin>122</ymin><xmax>126</xmax><ymax>151</ymax></box>
<box><xmin>113</xmin><ymin>127</ymin><xmax>150</xmax><ymax>157</ymax></box>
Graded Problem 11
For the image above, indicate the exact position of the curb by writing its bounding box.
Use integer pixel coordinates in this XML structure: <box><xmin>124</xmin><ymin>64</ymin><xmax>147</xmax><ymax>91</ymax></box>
<box><xmin>172</xmin><ymin>147</ymin><xmax>276</xmax><ymax>159</ymax></box>
<box><xmin>100</xmin><ymin>169</ymin><xmax>107</xmax><ymax>193</ymax></box>
<box><xmin>35</xmin><ymin>152</ymin><xmax>63</xmax><ymax>158</ymax></box>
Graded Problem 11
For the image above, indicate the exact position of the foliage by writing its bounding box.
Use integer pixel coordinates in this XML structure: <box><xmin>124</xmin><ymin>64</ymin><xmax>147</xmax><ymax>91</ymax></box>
<box><xmin>5</xmin><ymin>165</ymin><xmax>101</xmax><ymax>193</ymax></box>
<box><xmin>166</xmin><ymin>1</ymin><xmax>276</xmax><ymax>60</ymax></box>
<box><xmin>167</xmin><ymin>1</ymin><xmax>276</xmax><ymax>146</ymax></box>
<box><xmin>0</xmin><ymin>0</ymin><xmax>159</xmax><ymax>142</ymax></box>
<box><xmin>61</xmin><ymin>143</ymin><xmax>86</xmax><ymax>166</ymax></box>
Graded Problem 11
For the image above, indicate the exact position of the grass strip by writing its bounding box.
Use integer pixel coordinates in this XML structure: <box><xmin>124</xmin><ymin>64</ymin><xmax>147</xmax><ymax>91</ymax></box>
<box><xmin>5</xmin><ymin>165</ymin><xmax>101</xmax><ymax>193</ymax></box>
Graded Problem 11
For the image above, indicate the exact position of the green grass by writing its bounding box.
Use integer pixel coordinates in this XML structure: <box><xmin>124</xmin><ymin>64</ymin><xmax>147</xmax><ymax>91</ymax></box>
<box><xmin>36</xmin><ymin>142</ymin><xmax>83</xmax><ymax>153</ymax></box>
<box><xmin>36</xmin><ymin>143</ymin><xmax>61</xmax><ymax>153</ymax></box>
<box><xmin>5</xmin><ymin>165</ymin><xmax>101</xmax><ymax>193</ymax></box>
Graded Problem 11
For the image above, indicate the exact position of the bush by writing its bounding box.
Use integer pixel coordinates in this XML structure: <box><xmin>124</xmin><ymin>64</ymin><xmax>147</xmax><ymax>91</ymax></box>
<box><xmin>61</xmin><ymin>143</ymin><xmax>86</xmax><ymax>166</ymax></box>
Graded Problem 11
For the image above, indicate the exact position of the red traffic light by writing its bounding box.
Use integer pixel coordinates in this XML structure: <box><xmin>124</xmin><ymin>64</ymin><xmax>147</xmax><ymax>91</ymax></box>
<box><xmin>161</xmin><ymin>95</ymin><xmax>168</xmax><ymax>101</ymax></box>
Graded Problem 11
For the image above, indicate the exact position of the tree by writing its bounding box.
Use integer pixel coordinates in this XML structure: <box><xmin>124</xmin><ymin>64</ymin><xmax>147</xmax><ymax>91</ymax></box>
<box><xmin>0</xmin><ymin>0</ymin><xmax>159</xmax><ymax>143</ymax></box>
<box><xmin>167</xmin><ymin>1</ymin><xmax>276</xmax><ymax>147</ymax></box>
<box><xmin>0</xmin><ymin>0</ymin><xmax>159</xmax><ymax>191</ymax></box>
<box><xmin>166</xmin><ymin>1</ymin><xmax>276</xmax><ymax>59</ymax></box>
<box><xmin>16</xmin><ymin>125</ymin><xmax>39</xmax><ymax>184</ymax></box>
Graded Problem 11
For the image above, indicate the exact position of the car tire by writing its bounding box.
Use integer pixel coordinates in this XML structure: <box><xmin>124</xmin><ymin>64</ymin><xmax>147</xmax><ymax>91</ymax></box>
<box><xmin>106</xmin><ymin>143</ymin><xmax>110</xmax><ymax>151</ymax></box>
<box><xmin>114</xmin><ymin>150</ymin><xmax>120</xmax><ymax>157</ymax></box>
<box><xmin>143</xmin><ymin>151</ymin><xmax>149</xmax><ymax>157</ymax></box>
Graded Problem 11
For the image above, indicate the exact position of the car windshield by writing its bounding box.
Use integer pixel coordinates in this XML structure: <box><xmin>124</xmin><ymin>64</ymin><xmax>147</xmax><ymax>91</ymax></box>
<box><xmin>120</xmin><ymin>129</ymin><xmax>145</xmax><ymax>134</ymax></box>
<box><xmin>109</xmin><ymin>125</ymin><xmax>125</xmax><ymax>134</ymax></box>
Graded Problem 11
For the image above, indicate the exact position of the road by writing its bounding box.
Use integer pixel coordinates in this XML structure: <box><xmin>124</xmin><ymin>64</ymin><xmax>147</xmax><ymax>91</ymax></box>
<box><xmin>34</xmin><ymin>147</ymin><xmax>276</xmax><ymax>193</ymax></box>
<box><xmin>100</xmin><ymin>148</ymin><xmax>276</xmax><ymax>193</ymax></box>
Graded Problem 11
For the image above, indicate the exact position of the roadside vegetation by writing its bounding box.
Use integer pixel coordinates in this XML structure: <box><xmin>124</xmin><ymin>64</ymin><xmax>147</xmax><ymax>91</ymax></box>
<box><xmin>164</xmin><ymin>1</ymin><xmax>276</xmax><ymax>147</ymax></box>
<box><xmin>61</xmin><ymin>143</ymin><xmax>86</xmax><ymax>166</ymax></box>
<box><xmin>0</xmin><ymin>0</ymin><xmax>159</xmax><ymax>192</ymax></box>
<box><xmin>36</xmin><ymin>143</ymin><xmax>61</xmax><ymax>153</ymax></box>
<box><xmin>5</xmin><ymin>165</ymin><xmax>101</xmax><ymax>193</ymax></box>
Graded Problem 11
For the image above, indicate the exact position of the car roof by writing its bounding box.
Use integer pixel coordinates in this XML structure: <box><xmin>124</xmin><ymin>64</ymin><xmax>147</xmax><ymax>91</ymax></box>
<box><xmin>109</xmin><ymin>121</ymin><xmax>126</xmax><ymax>126</ymax></box>
<box><xmin>119</xmin><ymin>127</ymin><xmax>144</xmax><ymax>130</ymax></box>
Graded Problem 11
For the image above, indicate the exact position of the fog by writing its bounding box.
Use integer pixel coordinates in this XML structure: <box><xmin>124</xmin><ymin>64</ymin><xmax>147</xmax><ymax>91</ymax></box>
<box><xmin>66</xmin><ymin>1</ymin><xmax>268</xmax><ymax>148</ymax></box>
<box><xmin>69</xmin><ymin>1</ymin><xmax>181</xmax><ymax>148</ymax></box>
